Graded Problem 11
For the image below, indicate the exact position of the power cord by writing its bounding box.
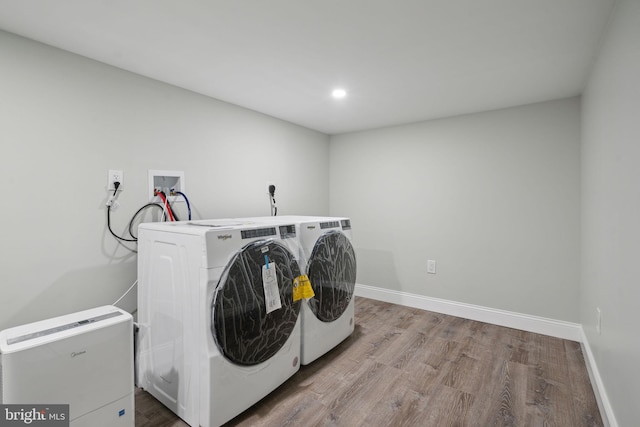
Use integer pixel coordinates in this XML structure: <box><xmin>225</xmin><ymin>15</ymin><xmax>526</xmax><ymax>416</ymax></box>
<box><xmin>106</xmin><ymin>182</ymin><xmax>137</xmax><ymax>242</ymax></box>
<box><xmin>113</xmin><ymin>279</ymin><xmax>138</xmax><ymax>307</ymax></box>
<box><xmin>128</xmin><ymin>203</ymin><xmax>165</xmax><ymax>239</ymax></box>
<box><xmin>106</xmin><ymin>182</ymin><xmax>169</xmax><ymax>243</ymax></box>
<box><xmin>269</xmin><ymin>184</ymin><xmax>277</xmax><ymax>216</ymax></box>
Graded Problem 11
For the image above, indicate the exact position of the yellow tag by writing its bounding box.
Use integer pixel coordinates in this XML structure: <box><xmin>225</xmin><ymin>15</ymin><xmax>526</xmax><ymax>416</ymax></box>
<box><xmin>293</xmin><ymin>275</ymin><xmax>315</xmax><ymax>302</ymax></box>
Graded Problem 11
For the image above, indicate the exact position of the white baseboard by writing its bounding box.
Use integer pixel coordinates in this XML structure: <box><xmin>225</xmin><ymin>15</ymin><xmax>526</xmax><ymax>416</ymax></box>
<box><xmin>355</xmin><ymin>283</ymin><xmax>617</xmax><ymax>426</ymax></box>
<box><xmin>355</xmin><ymin>283</ymin><xmax>582</xmax><ymax>341</ymax></box>
<box><xmin>580</xmin><ymin>328</ymin><xmax>618</xmax><ymax>427</ymax></box>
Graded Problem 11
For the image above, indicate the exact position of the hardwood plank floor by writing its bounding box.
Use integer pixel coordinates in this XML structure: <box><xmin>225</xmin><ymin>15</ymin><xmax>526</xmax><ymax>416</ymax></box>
<box><xmin>135</xmin><ymin>297</ymin><xmax>602</xmax><ymax>426</ymax></box>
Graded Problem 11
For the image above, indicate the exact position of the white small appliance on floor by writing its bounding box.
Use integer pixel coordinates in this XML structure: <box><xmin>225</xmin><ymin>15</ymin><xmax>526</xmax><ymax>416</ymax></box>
<box><xmin>0</xmin><ymin>305</ymin><xmax>135</xmax><ymax>427</ymax></box>
<box><xmin>136</xmin><ymin>219</ymin><xmax>303</xmax><ymax>427</ymax></box>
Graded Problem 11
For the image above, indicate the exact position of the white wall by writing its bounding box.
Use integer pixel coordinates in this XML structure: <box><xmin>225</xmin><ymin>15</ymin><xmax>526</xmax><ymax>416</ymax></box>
<box><xmin>0</xmin><ymin>31</ymin><xmax>330</xmax><ymax>331</ymax></box>
<box><xmin>330</xmin><ymin>98</ymin><xmax>581</xmax><ymax>321</ymax></box>
<box><xmin>581</xmin><ymin>0</ymin><xmax>640</xmax><ymax>425</ymax></box>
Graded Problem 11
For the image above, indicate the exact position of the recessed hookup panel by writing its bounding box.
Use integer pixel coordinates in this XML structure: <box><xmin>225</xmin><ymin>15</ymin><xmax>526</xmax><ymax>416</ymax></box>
<box><xmin>148</xmin><ymin>169</ymin><xmax>185</xmax><ymax>202</ymax></box>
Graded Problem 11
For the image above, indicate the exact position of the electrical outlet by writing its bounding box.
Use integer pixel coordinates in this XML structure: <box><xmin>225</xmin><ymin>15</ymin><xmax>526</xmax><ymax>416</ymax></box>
<box><xmin>427</xmin><ymin>260</ymin><xmax>436</xmax><ymax>274</ymax></box>
<box><xmin>596</xmin><ymin>307</ymin><xmax>602</xmax><ymax>335</ymax></box>
<box><xmin>108</xmin><ymin>169</ymin><xmax>123</xmax><ymax>191</ymax></box>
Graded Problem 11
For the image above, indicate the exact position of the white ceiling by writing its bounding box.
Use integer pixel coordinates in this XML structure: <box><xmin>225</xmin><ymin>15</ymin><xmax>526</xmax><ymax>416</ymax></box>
<box><xmin>0</xmin><ymin>0</ymin><xmax>614</xmax><ymax>135</ymax></box>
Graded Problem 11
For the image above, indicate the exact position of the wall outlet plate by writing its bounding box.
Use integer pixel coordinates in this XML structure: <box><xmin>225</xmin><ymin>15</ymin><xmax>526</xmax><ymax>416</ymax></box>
<box><xmin>108</xmin><ymin>169</ymin><xmax>123</xmax><ymax>191</ymax></box>
<box><xmin>427</xmin><ymin>260</ymin><xmax>436</xmax><ymax>274</ymax></box>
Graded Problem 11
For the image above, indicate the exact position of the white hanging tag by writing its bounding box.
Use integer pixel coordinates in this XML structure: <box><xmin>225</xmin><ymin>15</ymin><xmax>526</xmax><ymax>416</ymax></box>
<box><xmin>262</xmin><ymin>262</ymin><xmax>281</xmax><ymax>313</ymax></box>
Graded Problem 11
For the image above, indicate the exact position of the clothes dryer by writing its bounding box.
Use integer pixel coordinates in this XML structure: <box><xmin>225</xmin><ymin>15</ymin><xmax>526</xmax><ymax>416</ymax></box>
<box><xmin>239</xmin><ymin>216</ymin><xmax>357</xmax><ymax>365</ymax></box>
<box><xmin>136</xmin><ymin>220</ymin><xmax>302</xmax><ymax>427</ymax></box>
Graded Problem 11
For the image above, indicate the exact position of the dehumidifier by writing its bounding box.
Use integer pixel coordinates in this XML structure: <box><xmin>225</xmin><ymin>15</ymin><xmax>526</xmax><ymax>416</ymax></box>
<box><xmin>0</xmin><ymin>305</ymin><xmax>134</xmax><ymax>427</ymax></box>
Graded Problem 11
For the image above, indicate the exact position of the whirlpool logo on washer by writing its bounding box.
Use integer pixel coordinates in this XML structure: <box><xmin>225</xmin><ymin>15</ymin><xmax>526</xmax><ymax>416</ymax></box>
<box><xmin>70</xmin><ymin>350</ymin><xmax>87</xmax><ymax>358</ymax></box>
<box><xmin>217</xmin><ymin>234</ymin><xmax>233</xmax><ymax>240</ymax></box>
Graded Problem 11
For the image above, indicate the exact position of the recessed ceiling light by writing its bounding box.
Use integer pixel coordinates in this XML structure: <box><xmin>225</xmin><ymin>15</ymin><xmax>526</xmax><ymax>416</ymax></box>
<box><xmin>332</xmin><ymin>89</ymin><xmax>347</xmax><ymax>99</ymax></box>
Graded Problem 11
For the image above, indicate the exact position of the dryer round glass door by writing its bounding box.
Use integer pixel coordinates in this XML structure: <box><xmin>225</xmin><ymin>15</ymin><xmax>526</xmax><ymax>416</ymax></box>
<box><xmin>307</xmin><ymin>231</ymin><xmax>357</xmax><ymax>322</ymax></box>
<box><xmin>212</xmin><ymin>239</ymin><xmax>301</xmax><ymax>366</ymax></box>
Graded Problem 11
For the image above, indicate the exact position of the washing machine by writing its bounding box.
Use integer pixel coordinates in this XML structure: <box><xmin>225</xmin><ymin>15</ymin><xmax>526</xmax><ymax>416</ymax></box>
<box><xmin>136</xmin><ymin>219</ymin><xmax>302</xmax><ymax>427</ymax></box>
<box><xmin>239</xmin><ymin>216</ymin><xmax>357</xmax><ymax>365</ymax></box>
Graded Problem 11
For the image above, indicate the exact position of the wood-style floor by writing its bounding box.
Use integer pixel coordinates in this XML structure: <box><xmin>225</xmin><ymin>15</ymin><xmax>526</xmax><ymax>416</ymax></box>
<box><xmin>135</xmin><ymin>297</ymin><xmax>603</xmax><ymax>426</ymax></box>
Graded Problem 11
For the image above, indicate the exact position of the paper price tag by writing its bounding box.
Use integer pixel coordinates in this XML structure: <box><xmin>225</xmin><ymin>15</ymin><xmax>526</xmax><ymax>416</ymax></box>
<box><xmin>293</xmin><ymin>275</ymin><xmax>315</xmax><ymax>302</ymax></box>
<box><xmin>262</xmin><ymin>263</ymin><xmax>281</xmax><ymax>313</ymax></box>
